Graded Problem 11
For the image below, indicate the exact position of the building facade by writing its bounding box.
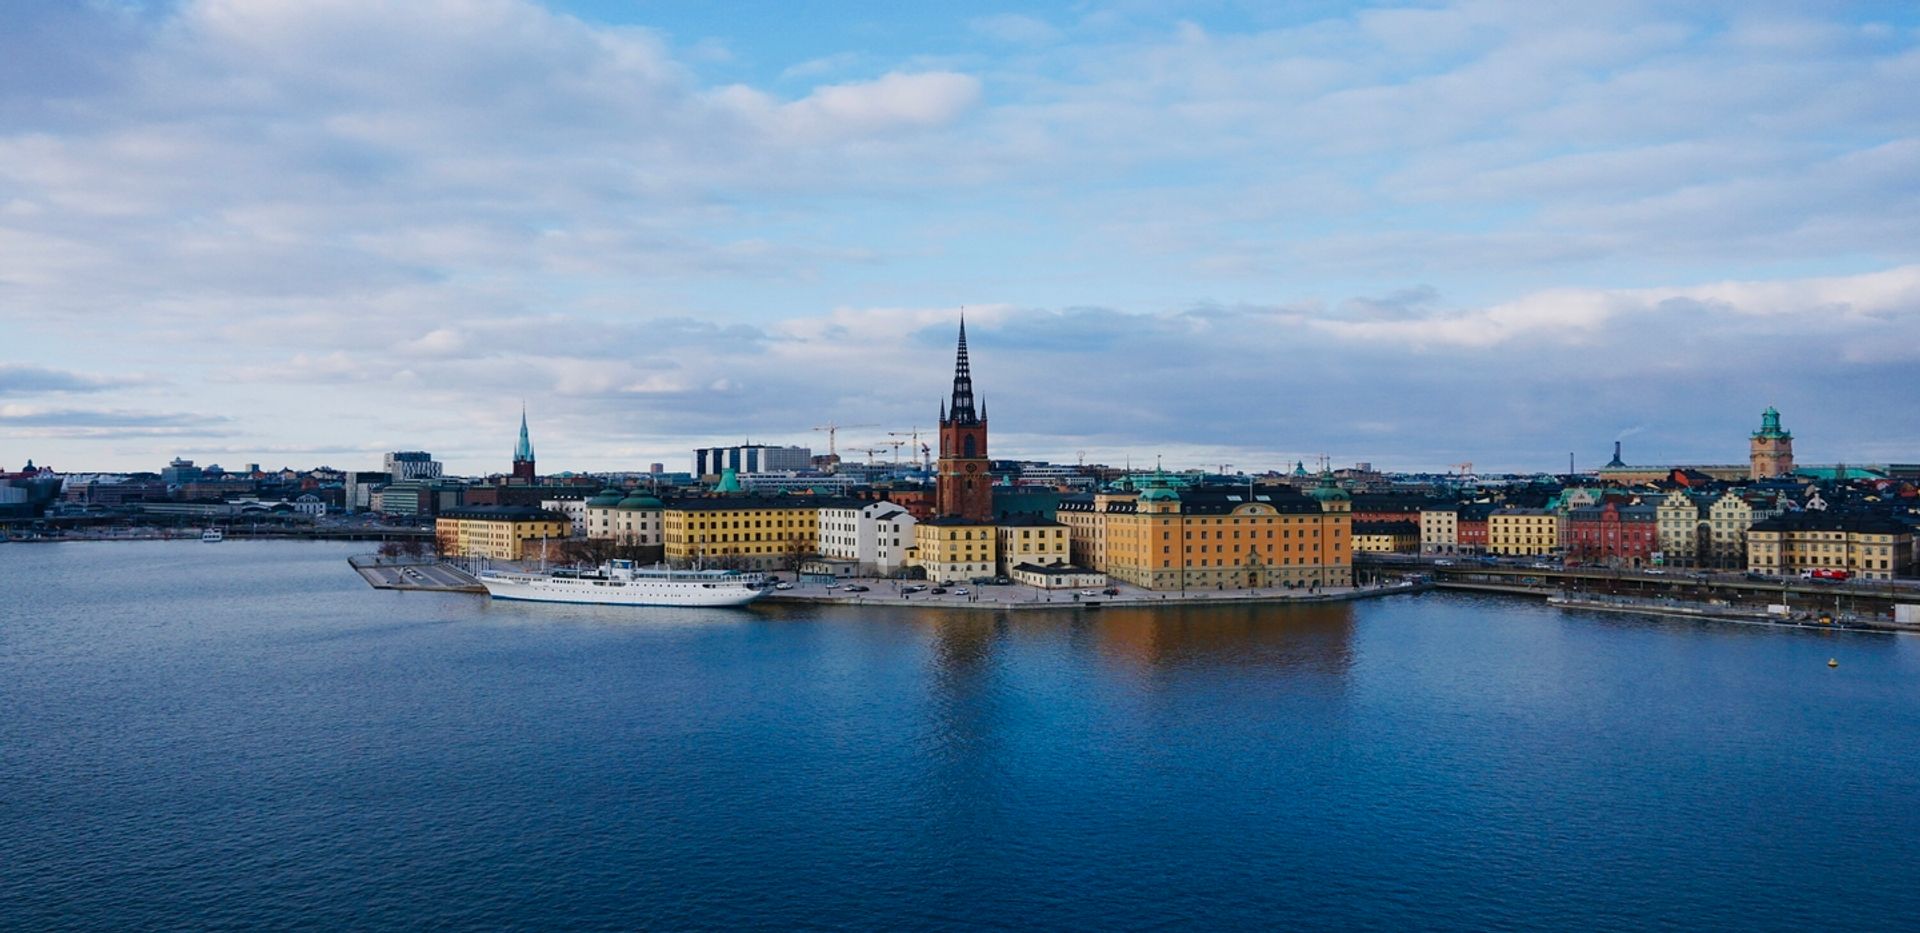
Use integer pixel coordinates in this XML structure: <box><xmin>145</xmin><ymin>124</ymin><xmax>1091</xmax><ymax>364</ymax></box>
<box><xmin>660</xmin><ymin>497</ymin><xmax>835</xmax><ymax>571</ymax></box>
<box><xmin>817</xmin><ymin>500</ymin><xmax>919</xmax><ymax>576</ymax></box>
<box><xmin>1565</xmin><ymin>503</ymin><xmax>1658</xmax><ymax>567</ymax></box>
<box><xmin>994</xmin><ymin>514</ymin><xmax>1071</xmax><ymax>576</ymax></box>
<box><xmin>1747</xmin><ymin>514</ymin><xmax>1913</xmax><ymax>581</ymax></box>
<box><xmin>1056</xmin><ymin>474</ymin><xmax>1353</xmax><ymax>591</ymax></box>
<box><xmin>1420</xmin><ymin>507</ymin><xmax>1459</xmax><ymax>555</ymax></box>
<box><xmin>1352</xmin><ymin>520</ymin><xmax>1420</xmax><ymax>554</ymax></box>
<box><xmin>913</xmin><ymin>517</ymin><xmax>999</xmax><ymax>583</ymax></box>
<box><xmin>1488</xmin><ymin>508</ymin><xmax>1562</xmax><ymax>557</ymax></box>
<box><xmin>436</xmin><ymin>507</ymin><xmax>571</xmax><ymax>560</ymax></box>
<box><xmin>693</xmin><ymin>445</ymin><xmax>814</xmax><ymax>477</ymax></box>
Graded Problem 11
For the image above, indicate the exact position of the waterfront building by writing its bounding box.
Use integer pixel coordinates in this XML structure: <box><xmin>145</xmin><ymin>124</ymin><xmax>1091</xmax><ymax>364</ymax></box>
<box><xmin>1009</xmin><ymin>563</ymin><xmax>1108</xmax><ymax>590</ymax></box>
<box><xmin>512</xmin><ymin>406</ymin><xmax>537</xmax><ymax>484</ymax></box>
<box><xmin>1056</xmin><ymin>472</ymin><xmax>1353</xmax><ymax>591</ymax></box>
<box><xmin>1747</xmin><ymin>514</ymin><xmax>1913</xmax><ymax>580</ymax></box>
<box><xmin>818</xmin><ymin>500</ymin><xmax>918</xmax><ymax>576</ymax></box>
<box><xmin>1565</xmin><ymin>503</ymin><xmax>1658</xmax><ymax>568</ymax></box>
<box><xmin>661</xmin><ymin>497</ymin><xmax>840</xmax><ymax>571</ymax></box>
<box><xmin>1488</xmin><ymin>508</ymin><xmax>1562</xmax><ymax>557</ymax></box>
<box><xmin>1419</xmin><ymin>506</ymin><xmax>1459</xmax><ymax>555</ymax></box>
<box><xmin>583</xmin><ymin>489</ymin><xmax>665</xmax><ymax>560</ymax></box>
<box><xmin>994</xmin><ymin>514</ymin><xmax>1070</xmax><ymax>576</ymax></box>
<box><xmin>693</xmin><ymin>445</ymin><xmax>814</xmax><ymax>477</ymax></box>
<box><xmin>1655</xmin><ymin>490</ymin><xmax>1714</xmax><ymax>567</ymax></box>
<box><xmin>1705</xmin><ymin>489</ymin><xmax>1785</xmax><ymax>569</ymax></box>
<box><xmin>1456</xmin><ymin>505</ymin><xmax>1492</xmax><ymax>554</ymax></box>
<box><xmin>1749</xmin><ymin>407</ymin><xmax>1795</xmax><ymax>480</ymax></box>
<box><xmin>436</xmin><ymin>506</ymin><xmax>571</xmax><ymax>560</ymax></box>
<box><xmin>1352</xmin><ymin>520</ymin><xmax>1420</xmax><ymax>554</ymax></box>
<box><xmin>384</xmin><ymin>451</ymin><xmax>443</xmax><ymax>482</ymax></box>
<box><xmin>912</xmin><ymin>517</ymin><xmax>999</xmax><ymax>583</ymax></box>
<box><xmin>935</xmin><ymin>317</ymin><xmax>993</xmax><ymax>522</ymax></box>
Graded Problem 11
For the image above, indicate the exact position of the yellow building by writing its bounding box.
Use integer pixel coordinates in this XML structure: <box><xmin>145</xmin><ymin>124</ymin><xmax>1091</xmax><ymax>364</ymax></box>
<box><xmin>661</xmin><ymin>497</ymin><xmax>840</xmax><ymax>571</ymax></box>
<box><xmin>913</xmin><ymin>517</ymin><xmax>999</xmax><ymax>583</ymax></box>
<box><xmin>1488</xmin><ymin>508</ymin><xmax>1562</xmax><ymax>557</ymax></box>
<box><xmin>1747</xmin><ymin>514</ymin><xmax>1913</xmax><ymax>581</ymax></box>
<box><xmin>1352</xmin><ymin>520</ymin><xmax>1419</xmax><ymax>553</ymax></box>
<box><xmin>1057</xmin><ymin>473</ymin><xmax>1353</xmax><ymax>591</ymax></box>
<box><xmin>436</xmin><ymin>507</ymin><xmax>572</xmax><ymax>560</ymax></box>
<box><xmin>1419</xmin><ymin>507</ymin><xmax>1458</xmax><ymax>555</ymax></box>
<box><xmin>995</xmin><ymin>515</ymin><xmax>1070</xmax><ymax>576</ymax></box>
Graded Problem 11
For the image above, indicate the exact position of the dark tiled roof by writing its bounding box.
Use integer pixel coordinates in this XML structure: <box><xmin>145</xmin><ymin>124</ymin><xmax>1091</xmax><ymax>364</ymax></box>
<box><xmin>440</xmin><ymin>506</ymin><xmax>568</xmax><ymax>521</ymax></box>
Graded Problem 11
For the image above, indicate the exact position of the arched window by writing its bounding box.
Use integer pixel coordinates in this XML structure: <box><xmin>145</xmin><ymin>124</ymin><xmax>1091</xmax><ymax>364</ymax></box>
<box><xmin>963</xmin><ymin>435</ymin><xmax>976</xmax><ymax>458</ymax></box>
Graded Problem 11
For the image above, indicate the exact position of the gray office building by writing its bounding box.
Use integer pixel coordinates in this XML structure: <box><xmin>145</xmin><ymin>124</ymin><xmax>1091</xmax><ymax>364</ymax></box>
<box><xmin>694</xmin><ymin>445</ymin><xmax>812</xmax><ymax>476</ymax></box>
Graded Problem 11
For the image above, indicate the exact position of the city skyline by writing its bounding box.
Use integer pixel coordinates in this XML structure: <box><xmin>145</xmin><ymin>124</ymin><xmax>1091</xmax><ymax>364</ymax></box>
<box><xmin>4</xmin><ymin>1</ymin><xmax>1919</xmax><ymax>473</ymax></box>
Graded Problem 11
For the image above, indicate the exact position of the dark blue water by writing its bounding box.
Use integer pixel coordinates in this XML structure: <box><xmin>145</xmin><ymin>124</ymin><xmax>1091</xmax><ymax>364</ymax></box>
<box><xmin>5</xmin><ymin>541</ymin><xmax>1918</xmax><ymax>930</ymax></box>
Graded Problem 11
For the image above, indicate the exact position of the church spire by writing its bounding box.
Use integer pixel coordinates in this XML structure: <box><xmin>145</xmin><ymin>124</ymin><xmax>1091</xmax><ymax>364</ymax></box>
<box><xmin>514</xmin><ymin>403</ymin><xmax>534</xmax><ymax>463</ymax></box>
<box><xmin>948</xmin><ymin>313</ymin><xmax>977</xmax><ymax>425</ymax></box>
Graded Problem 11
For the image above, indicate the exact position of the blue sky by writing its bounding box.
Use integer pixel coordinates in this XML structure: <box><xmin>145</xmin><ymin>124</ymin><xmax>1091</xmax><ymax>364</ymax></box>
<box><xmin>2</xmin><ymin>0</ymin><xmax>1918</xmax><ymax>474</ymax></box>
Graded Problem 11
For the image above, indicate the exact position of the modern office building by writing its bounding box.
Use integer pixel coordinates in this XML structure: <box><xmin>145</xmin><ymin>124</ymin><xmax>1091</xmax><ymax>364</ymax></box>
<box><xmin>693</xmin><ymin>445</ymin><xmax>813</xmax><ymax>477</ymax></box>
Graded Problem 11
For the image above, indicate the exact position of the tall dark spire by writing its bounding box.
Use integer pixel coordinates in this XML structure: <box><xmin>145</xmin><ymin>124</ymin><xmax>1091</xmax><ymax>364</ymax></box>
<box><xmin>948</xmin><ymin>314</ymin><xmax>977</xmax><ymax>425</ymax></box>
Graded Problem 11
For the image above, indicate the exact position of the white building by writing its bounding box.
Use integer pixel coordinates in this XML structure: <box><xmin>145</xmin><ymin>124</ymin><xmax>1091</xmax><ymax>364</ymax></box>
<box><xmin>736</xmin><ymin>472</ymin><xmax>859</xmax><ymax>495</ymax></box>
<box><xmin>583</xmin><ymin>489</ymin><xmax>663</xmax><ymax>547</ymax></box>
<box><xmin>384</xmin><ymin>451</ymin><xmax>443</xmax><ymax>482</ymax></box>
<box><xmin>818</xmin><ymin>500</ymin><xmax>918</xmax><ymax>576</ymax></box>
<box><xmin>540</xmin><ymin>496</ymin><xmax>589</xmax><ymax>536</ymax></box>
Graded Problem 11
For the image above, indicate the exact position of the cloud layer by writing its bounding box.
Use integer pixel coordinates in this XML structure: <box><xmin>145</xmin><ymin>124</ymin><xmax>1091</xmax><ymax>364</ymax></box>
<box><xmin>0</xmin><ymin>0</ymin><xmax>1916</xmax><ymax>472</ymax></box>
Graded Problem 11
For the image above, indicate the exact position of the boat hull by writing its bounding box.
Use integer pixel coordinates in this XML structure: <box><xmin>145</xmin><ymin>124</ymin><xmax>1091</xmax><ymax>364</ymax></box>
<box><xmin>478</xmin><ymin>574</ymin><xmax>765</xmax><ymax>608</ymax></box>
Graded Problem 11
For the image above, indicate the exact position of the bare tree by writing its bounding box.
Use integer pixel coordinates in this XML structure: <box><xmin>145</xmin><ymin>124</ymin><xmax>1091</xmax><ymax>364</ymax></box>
<box><xmin>433</xmin><ymin>525</ymin><xmax>460</xmax><ymax>559</ymax></box>
<box><xmin>563</xmin><ymin>537</ymin><xmax>617</xmax><ymax>566</ymax></box>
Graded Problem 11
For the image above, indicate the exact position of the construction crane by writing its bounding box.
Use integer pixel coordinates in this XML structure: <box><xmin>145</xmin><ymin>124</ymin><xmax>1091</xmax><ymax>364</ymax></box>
<box><xmin>888</xmin><ymin>428</ymin><xmax>926</xmax><ymax>469</ymax></box>
<box><xmin>919</xmin><ymin>443</ymin><xmax>932</xmax><ymax>471</ymax></box>
<box><xmin>884</xmin><ymin>439</ymin><xmax>905</xmax><ymax>465</ymax></box>
<box><xmin>852</xmin><ymin>446</ymin><xmax>883</xmax><ymax>468</ymax></box>
<box><xmin>1451</xmin><ymin>461</ymin><xmax>1474</xmax><ymax>475</ymax></box>
<box><xmin>813</xmin><ymin>423</ymin><xmax>877</xmax><ymax>459</ymax></box>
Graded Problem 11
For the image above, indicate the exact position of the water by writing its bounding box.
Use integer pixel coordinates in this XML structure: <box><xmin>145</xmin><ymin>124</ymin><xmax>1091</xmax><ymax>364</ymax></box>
<box><xmin>5</xmin><ymin>541</ymin><xmax>1918</xmax><ymax>931</ymax></box>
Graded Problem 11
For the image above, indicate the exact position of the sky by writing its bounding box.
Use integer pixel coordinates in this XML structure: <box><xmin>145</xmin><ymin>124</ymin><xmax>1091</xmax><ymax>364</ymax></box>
<box><xmin>2</xmin><ymin>0</ymin><xmax>1918</xmax><ymax>476</ymax></box>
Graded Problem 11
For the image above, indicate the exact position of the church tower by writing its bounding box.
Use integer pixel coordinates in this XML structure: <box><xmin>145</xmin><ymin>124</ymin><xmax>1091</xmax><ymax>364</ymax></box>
<box><xmin>936</xmin><ymin>316</ymin><xmax>992</xmax><ymax>520</ymax></box>
<box><xmin>1749</xmin><ymin>406</ymin><xmax>1793</xmax><ymax>480</ymax></box>
<box><xmin>512</xmin><ymin>405</ymin><xmax>537</xmax><ymax>483</ymax></box>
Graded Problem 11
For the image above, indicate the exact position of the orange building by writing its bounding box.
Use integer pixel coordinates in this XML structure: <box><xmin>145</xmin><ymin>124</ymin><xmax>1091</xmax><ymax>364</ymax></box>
<box><xmin>1057</xmin><ymin>472</ymin><xmax>1353</xmax><ymax>590</ymax></box>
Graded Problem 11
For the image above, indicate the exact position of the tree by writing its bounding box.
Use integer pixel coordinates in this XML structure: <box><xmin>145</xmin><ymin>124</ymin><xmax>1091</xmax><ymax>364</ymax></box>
<box><xmin>780</xmin><ymin>534</ymin><xmax>814</xmax><ymax>573</ymax></box>
<box><xmin>434</xmin><ymin>525</ymin><xmax>460</xmax><ymax>559</ymax></box>
<box><xmin>562</xmin><ymin>537</ymin><xmax>617</xmax><ymax>567</ymax></box>
<box><xmin>377</xmin><ymin>540</ymin><xmax>403</xmax><ymax>562</ymax></box>
<box><xmin>400</xmin><ymin>536</ymin><xmax>427</xmax><ymax>560</ymax></box>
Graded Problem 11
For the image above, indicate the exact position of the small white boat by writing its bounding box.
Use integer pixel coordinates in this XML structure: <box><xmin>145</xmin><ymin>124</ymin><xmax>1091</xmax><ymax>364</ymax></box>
<box><xmin>478</xmin><ymin>559</ymin><xmax>767</xmax><ymax>608</ymax></box>
<box><xmin>200</xmin><ymin>527</ymin><xmax>224</xmax><ymax>542</ymax></box>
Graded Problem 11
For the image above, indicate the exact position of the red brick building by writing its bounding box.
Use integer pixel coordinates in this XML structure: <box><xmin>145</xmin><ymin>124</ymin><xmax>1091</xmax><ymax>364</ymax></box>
<box><xmin>1566</xmin><ymin>502</ymin><xmax>1658</xmax><ymax>568</ymax></box>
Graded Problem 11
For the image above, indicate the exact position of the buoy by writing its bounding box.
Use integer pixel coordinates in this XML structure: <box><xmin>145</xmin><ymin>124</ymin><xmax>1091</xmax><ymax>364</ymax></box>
<box><xmin>1828</xmin><ymin>658</ymin><xmax>1839</xmax><ymax>668</ymax></box>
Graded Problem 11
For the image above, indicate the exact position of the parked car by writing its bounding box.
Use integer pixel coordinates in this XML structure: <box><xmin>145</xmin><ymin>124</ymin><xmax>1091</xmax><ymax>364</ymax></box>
<box><xmin>930</xmin><ymin>587</ymin><xmax>948</xmax><ymax>595</ymax></box>
<box><xmin>1102</xmin><ymin>587</ymin><xmax>1120</xmax><ymax>596</ymax></box>
<box><xmin>993</xmin><ymin>576</ymin><xmax>1012</xmax><ymax>585</ymax></box>
<box><xmin>952</xmin><ymin>587</ymin><xmax>970</xmax><ymax>596</ymax></box>
<box><xmin>902</xmin><ymin>584</ymin><xmax>927</xmax><ymax>593</ymax></box>
<box><xmin>842</xmin><ymin>584</ymin><xmax>870</xmax><ymax>593</ymax></box>
<box><xmin>773</xmin><ymin>582</ymin><xmax>793</xmax><ymax>590</ymax></box>
<box><xmin>1434</xmin><ymin>559</ymin><xmax>1454</xmax><ymax>566</ymax></box>
<box><xmin>1077</xmin><ymin>589</ymin><xmax>1101</xmax><ymax>597</ymax></box>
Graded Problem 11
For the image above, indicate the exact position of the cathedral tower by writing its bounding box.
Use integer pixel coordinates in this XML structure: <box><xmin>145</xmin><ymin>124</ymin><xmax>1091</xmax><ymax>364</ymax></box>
<box><xmin>935</xmin><ymin>317</ymin><xmax>992</xmax><ymax>520</ymax></box>
<box><xmin>1749</xmin><ymin>406</ymin><xmax>1793</xmax><ymax>480</ymax></box>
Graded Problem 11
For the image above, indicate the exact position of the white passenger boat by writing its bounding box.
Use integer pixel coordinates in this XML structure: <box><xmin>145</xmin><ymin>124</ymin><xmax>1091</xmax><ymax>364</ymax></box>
<box><xmin>201</xmin><ymin>527</ymin><xmax>224</xmax><ymax>542</ymax></box>
<box><xmin>477</xmin><ymin>559</ymin><xmax>768</xmax><ymax>608</ymax></box>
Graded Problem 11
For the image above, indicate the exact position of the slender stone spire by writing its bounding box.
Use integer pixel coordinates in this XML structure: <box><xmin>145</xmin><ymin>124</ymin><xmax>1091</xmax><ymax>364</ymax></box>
<box><xmin>948</xmin><ymin>314</ymin><xmax>977</xmax><ymax>425</ymax></box>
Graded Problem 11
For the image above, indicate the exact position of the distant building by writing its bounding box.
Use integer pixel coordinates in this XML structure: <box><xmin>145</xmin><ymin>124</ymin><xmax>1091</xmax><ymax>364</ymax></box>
<box><xmin>693</xmin><ymin>445</ymin><xmax>813</xmax><ymax>477</ymax></box>
<box><xmin>385</xmin><ymin>451</ymin><xmax>443</xmax><ymax>482</ymax></box>
<box><xmin>583</xmin><ymin>489</ymin><xmax>665</xmax><ymax>563</ymax></box>
<box><xmin>1419</xmin><ymin>506</ymin><xmax>1458</xmax><ymax>555</ymax></box>
<box><xmin>1352</xmin><ymin>520</ymin><xmax>1420</xmax><ymax>554</ymax></box>
<box><xmin>1488</xmin><ymin>508</ymin><xmax>1561</xmax><ymax>557</ymax></box>
<box><xmin>512</xmin><ymin>406</ymin><xmax>537</xmax><ymax>484</ymax></box>
<box><xmin>1749</xmin><ymin>406</ymin><xmax>1795</xmax><ymax>479</ymax></box>
<box><xmin>161</xmin><ymin>458</ymin><xmax>203</xmax><ymax>486</ymax></box>
<box><xmin>343</xmin><ymin>471</ymin><xmax>389</xmax><ymax>513</ymax></box>
<box><xmin>1565</xmin><ymin>503</ymin><xmax>1658</xmax><ymax>568</ymax></box>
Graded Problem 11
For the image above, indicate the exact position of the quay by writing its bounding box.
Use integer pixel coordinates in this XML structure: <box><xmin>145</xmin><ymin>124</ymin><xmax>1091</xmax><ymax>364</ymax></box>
<box><xmin>349</xmin><ymin>555</ymin><xmax>486</xmax><ymax>593</ymax></box>
<box><xmin>761</xmin><ymin>578</ymin><xmax>1429</xmax><ymax>612</ymax></box>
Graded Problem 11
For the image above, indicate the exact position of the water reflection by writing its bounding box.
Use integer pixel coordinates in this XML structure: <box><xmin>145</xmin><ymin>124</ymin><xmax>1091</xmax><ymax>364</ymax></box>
<box><xmin>1092</xmin><ymin>602</ymin><xmax>1357</xmax><ymax>676</ymax></box>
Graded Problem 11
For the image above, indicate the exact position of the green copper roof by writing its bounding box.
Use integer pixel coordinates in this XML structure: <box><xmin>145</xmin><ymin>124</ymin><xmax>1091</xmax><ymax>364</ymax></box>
<box><xmin>714</xmin><ymin>468</ymin><xmax>743</xmax><ymax>494</ymax></box>
<box><xmin>1307</xmin><ymin>470</ymin><xmax>1350</xmax><ymax>501</ymax></box>
<box><xmin>617</xmin><ymin>494</ymin><xmax>663</xmax><ymax>509</ymax></box>
<box><xmin>1751</xmin><ymin>405</ymin><xmax>1791</xmax><ymax>439</ymax></box>
<box><xmin>514</xmin><ymin>405</ymin><xmax>535</xmax><ymax>461</ymax></box>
